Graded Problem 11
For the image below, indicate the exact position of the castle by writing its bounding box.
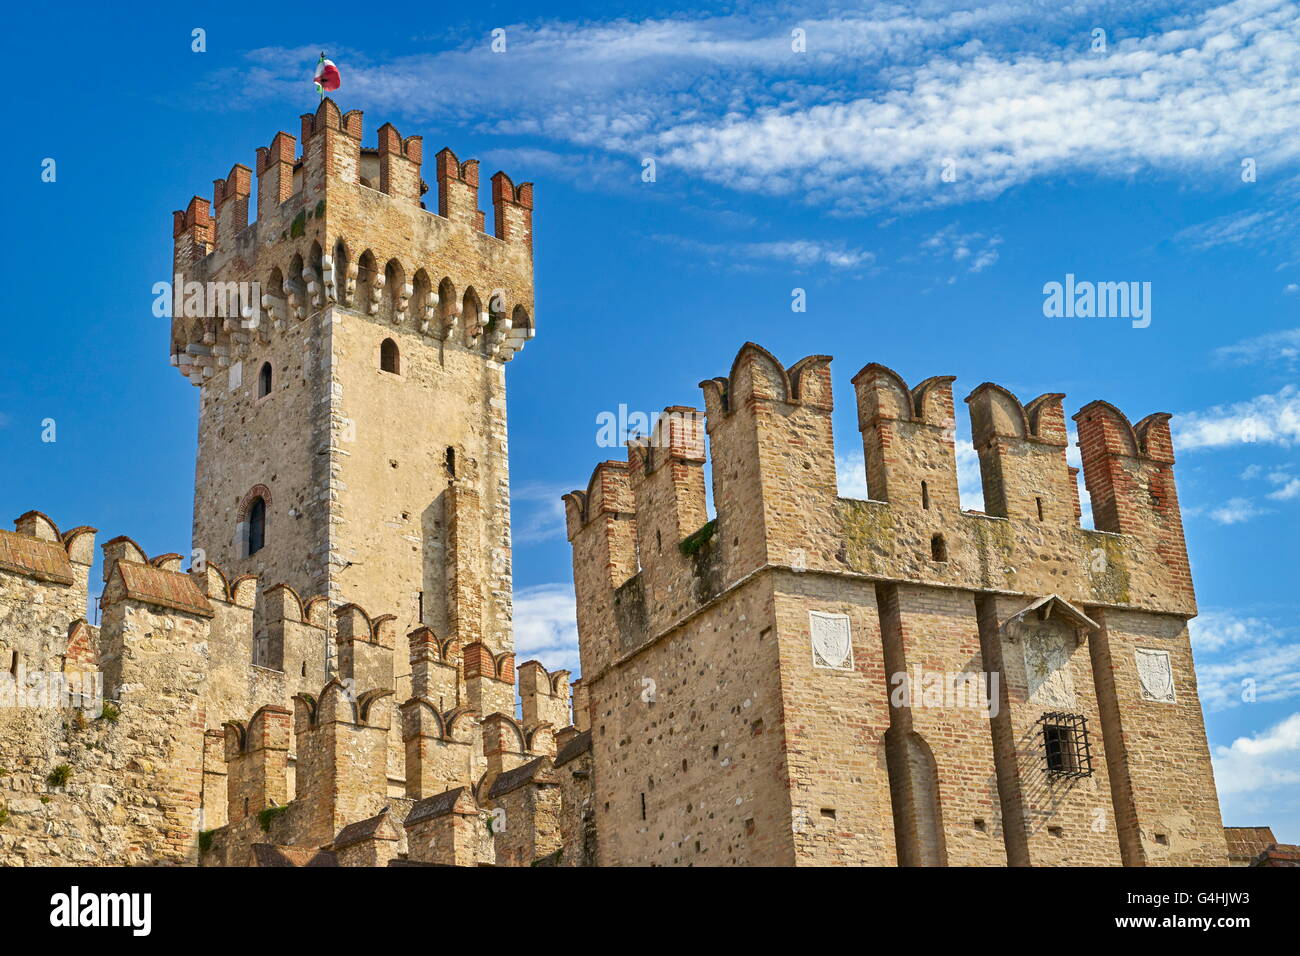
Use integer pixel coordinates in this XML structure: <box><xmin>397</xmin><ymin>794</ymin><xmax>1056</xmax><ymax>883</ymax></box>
<box><xmin>0</xmin><ymin>101</ymin><xmax>1228</xmax><ymax>866</ymax></box>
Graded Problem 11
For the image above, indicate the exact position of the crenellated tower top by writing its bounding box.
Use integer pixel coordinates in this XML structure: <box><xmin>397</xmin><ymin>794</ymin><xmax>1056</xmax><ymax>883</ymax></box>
<box><xmin>565</xmin><ymin>342</ymin><xmax>1194</xmax><ymax>679</ymax></box>
<box><xmin>170</xmin><ymin>97</ymin><xmax>535</xmax><ymax>384</ymax></box>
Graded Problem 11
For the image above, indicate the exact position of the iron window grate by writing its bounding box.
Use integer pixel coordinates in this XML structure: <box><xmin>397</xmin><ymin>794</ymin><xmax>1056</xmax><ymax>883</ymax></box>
<box><xmin>1038</xmin><ymin>712</ymin><xmax>1094</xmax><ymax>779</ymax></box>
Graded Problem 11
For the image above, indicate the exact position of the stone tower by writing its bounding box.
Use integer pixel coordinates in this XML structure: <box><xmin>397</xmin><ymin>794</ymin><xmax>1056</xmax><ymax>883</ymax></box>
<box><xmin>170</xmin><ymin>98</ymin><xmax>535</xmax><ymax>692</ymax></box>
<box><xmin>564</xmin><ymin>343</ymin><xmax>1226</xmax><ymax>867</ymax></box>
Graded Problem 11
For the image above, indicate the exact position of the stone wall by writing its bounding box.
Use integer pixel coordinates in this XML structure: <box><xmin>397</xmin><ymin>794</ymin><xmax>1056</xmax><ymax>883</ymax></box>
<box><xmin>564</xmin><ymin>341</ymin><xmax>1228</xmax><ymax>867</ymax></box>
<box><xmin>0</xmin><ymin>512</ymin><xmax>578</xmax><ymax>868</ymax></box>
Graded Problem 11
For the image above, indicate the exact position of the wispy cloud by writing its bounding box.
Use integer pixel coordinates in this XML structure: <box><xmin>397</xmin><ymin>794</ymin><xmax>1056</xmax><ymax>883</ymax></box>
<box><xmin>653</xmin><ymin>0</ymin><xmax>1300</xmax><ymax>212</ymax></box>
<box><xmin>480</xmin><ymin>147</ymin><xmax>632</xmax><ymax>192</ymax></box>
<box><xmin>1241</xmin><ymin>463</ymin><xmax>1300</xmax><ymax>500</ymax></box>
<box><xmin>1269</xmin><ymin>477</ymin><xmax>1300</xmax><ymax>499</ymax></box>
<box><xmin>511</xmin><ymin>483</ymin><xmax>570</xmax><ymax>545</ymax></box>
<box><xmin>1173</xmin><ymin>384</ymin><xmax>1300</xmax><ymax>450</ymax></box>
<box><xmin>656</xmin><ymin>235</ymin><xmax>874</xmax><ymax>271</ymax></box>
<box><xmin>1208</xmin><ymin>496</ymin><xmax>1269</xmax><ymax>524</ymax></box>
<box><xmin>1176</xmin><ymin>171</ymin><xmax>1300</xmax><ymax>259</ymax></box>
<box><xmin>836</xmin><ymin>450</ymin><xmax>871</xmax><ymax>499</ymax></box>
<box><xmin>1192</xmin><ymin>610</ymin><xmax>1300</xmax><ymax>710</ymax></box>
<box><xmin>921</xmin><ymin>226</ymin><xmax>1003</xmax><ymax>281</ymax></box>
<box><xmin>513</xmin><ymin>583</ymin><xmax>580</xmax><ymax>672</ymax></box>
<box><xmin>955</xmin><ymin>439</ymin><xmax>985</xmax><ymax>512</ymax></box>
<box><xmin>1213</xmin><ymin>327</ymin><xmax>1300</xmax><ymax>367</ymax></box>
<box><xmin>193</xmin><ymin>1</ymin><xmax>1300</xmax><ymax>215</ymax></box>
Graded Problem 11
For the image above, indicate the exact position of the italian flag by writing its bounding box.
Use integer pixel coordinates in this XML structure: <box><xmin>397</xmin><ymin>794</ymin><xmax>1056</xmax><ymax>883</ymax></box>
<box><xmin>314</xmin><ymin>54</ymin><xmax>341</xmax><ymax>94</ymax></box>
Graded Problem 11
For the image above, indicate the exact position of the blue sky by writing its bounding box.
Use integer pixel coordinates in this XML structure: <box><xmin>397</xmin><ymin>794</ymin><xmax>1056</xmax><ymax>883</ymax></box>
<box><xmin>3</xmin><ymin>0</ymin><xmax>1298</xmax><ymax>840</ymax></box>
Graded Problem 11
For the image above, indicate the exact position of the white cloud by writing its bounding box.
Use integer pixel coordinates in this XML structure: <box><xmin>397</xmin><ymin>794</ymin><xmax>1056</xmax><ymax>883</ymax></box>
<box><xmin>1176</xmin><ymin>172</ymin><xmax>1300</xmax><ymax>257</ymax></box>
<box><xmin>1207</xmin><ymin>496</ymin><xmax>1268</xmax><ymax>524</ymax></box>
<box><xmin>511</xmin><ymin>483</ymin><xmax>570</xmax><ymax>544</ymax></box>
<box><xmin>955</xmin><ymin>439</ymin><xmax>985</xmax><ymax>512</ymax></box>
<box><xmin>1192</xmin><ymin>609</ymin><xmax>1300</xmax><ymax>711</ymax></box>
<box><xmin>653</xmin><ymin>0</ymin><xmax>1300</xmax><ymax>212</ymax></box>
<box><xmin>479</xmin><ymin>146</ymin><xmax>631</xmax><ymax>192</ymax></box>
<box><xmin>921</xmin><ymin>226</ymin><xmax>1003</xmax><ymax>278</ymax></box>
<box><xmin>198</xmin><ymin>1</ymin><xmax>1300</xmax><ymax>215</ymax></box>
<box><xmin>1173</xmin><ymin>384</ymin><xmax>1300</xmax><ymax>450</ymax></box>
<box><xmin>1212</xmin><ymin>711</ymin><xmax>1300</xmax><ymax>796</ymax></box>
<box><xmin>657</xmin><ymin>235</ymin><xmax>874</xmax><ymax>271</ymax></box>
<box><xmin>1213</xmin><ymin>327</ymin><xmax>1300</xmax><ymax>366</ymax></box>
<box><xmin>1064</xmin><ymin>430</ymin><xmax>1095</xmax><ymax>529</ymax></box>
<box><xmin>512</xmin><ymin>583</ymin><xmax>580</xmax><ymax>673</ymax></box>
<box><xmin>1192</xmin><ymin>608</ymin><xmax>1284</xmax><ymax>653</ymax></box>
<box><xmin>836</xmin><ymin>450</ymin><xmax>870</xmax><ymax>499</ymax></box>
<box><xmin>1269</xmin><ymin>477</ymin><xmax>1300</xmax><ymax>499</ymax></box>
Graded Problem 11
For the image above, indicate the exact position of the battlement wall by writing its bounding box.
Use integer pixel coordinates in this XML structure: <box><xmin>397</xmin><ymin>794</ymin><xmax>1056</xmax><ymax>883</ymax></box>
<box><xmin>170</xmin><ymin>99</ymin><xmax>535</xmax><ymax>388</ymax></box>
<box><xmin>566</xmin><ymin>342</ymin><xmax>1195</xmax><ymax>676</ymax></box>
<box><xmin>0</xmin><ymin>509</ymin><xmax>576</xmax><ymax>866</ymax></box>
<box><xmin>564</xmin><ymin>342</ymin><xmax>1225</xmax><ymax>867</ymax></box>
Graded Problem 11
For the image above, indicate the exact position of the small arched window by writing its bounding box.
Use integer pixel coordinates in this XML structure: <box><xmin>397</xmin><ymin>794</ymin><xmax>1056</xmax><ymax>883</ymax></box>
<box><xmin>380</xmin><ymin>338</ymin><xmax>400</xmax><ymax>374</ymax></box>
<box><xmin>921</xmin><ymin>481</ymin><xmax>930</xmax><ymax>510</ymax></box>
<box><xmin>930</xmin><ymin>533</ymin><xmax>948</xmax><ymax>563</ymax></box>
<box><xmin>258</xmin><ymin>362</ymin><xmax>273</xmax><ymax>398</ymax></box>
<box><xmin>445</xmin><ymin>446</ymin><xmax>456</xmax><ymax>477</ymax></box>
<box><xmin>248</xmin><ymin>496</ymin><xmax>267</xmax><ymax>555</ymax></box>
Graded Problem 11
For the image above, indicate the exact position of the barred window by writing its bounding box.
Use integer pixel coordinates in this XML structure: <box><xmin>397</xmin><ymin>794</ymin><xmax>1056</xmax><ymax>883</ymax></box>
<box><xmin>1039</xmin><ymin>712</ymin><xmax>1094</xmax><ymax>779</ymax></box>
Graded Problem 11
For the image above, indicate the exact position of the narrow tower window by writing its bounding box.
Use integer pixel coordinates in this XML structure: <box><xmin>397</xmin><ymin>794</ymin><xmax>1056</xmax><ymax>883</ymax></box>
<box><xmin>247</xmin><ymin>496</ymin><xmax>267</xmax><ymax>555</ymax></box>
<box><xmin>380</xmin><ymin>337</ymin><xmax>400</xmax><ymax>374</ymax></box>
<box><xmin>1036</xmin><ymin>497</ymin><xmax>1045</xmax><ymax>521</ymax></box>
<box><xmin>258</xmin><ymin>361</ymin><xmax>273</xmax><ymax>398</ymax></box>
<box><xmin>445</xmin><ymin>446</ymin><xmax>456</xmax><ymax>478</ymax></box>
<box><xmin>921</xmin><ymin>481</ymin><xmax>930</xmax><ymax>510</ymax></box>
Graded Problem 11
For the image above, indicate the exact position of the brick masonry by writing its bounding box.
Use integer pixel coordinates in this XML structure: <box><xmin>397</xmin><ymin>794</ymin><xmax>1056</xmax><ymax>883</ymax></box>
<box><xmin>564</xmin><ymin>342</ymin><xmax>1229</xmax><ymax>866</ymax></box>
<box><xmin>0</xmin><ymin>103</ymin><xmax>1231</xmax><ymax>867</ymax></box>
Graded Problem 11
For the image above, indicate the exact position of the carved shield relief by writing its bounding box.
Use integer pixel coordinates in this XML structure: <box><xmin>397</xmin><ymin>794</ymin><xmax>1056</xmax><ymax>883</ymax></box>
<box><xmin>810</xmin><ymin>611</ymin><xmax>854</xmax><ymax>670</ymax></box>
<box><xmin>1135</xmin><ymin>648</ymin><xmax>1176</xmax><ymax>703</ymax></box>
